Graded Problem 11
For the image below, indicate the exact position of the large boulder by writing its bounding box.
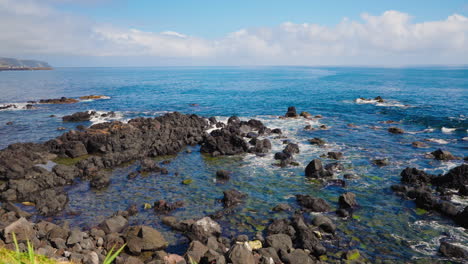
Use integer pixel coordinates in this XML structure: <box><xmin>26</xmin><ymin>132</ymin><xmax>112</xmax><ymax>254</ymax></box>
<box><xmin>431</xmin><ymin>164</ymin><xmax>467</xmax><ymax>189</ymax></box>
<box><xmin>305</xmin><ymin>159</ymin><xmax>332</xmax><ymax>178</ymax></box>
<box><xmin>265</xmin><ymin>234</ymin><xmax>293</xmax><ymax>252</ymax></box>
<box><xmin>228</xmin><ymin>243</ymin><xmax>255</xmax><ymax>264</ymax></box>
<box><xmin>338</xmin><ymin>192</ymin><xmax>358</xmax><ymax>209</ymax></box>
<box><xmin>285</xmin><ymin>106</ymin><xmax>298</xmax><ymax>118</ymax></box>
<box><xmin>99</xmin><ymin>215</ymin><xmax>128</xmax><ymax>234</ymax></box>
<box><xmin>3</xmin><ymin>217</ymin><xmax>35</xmax><ymax>243</ymax></box>
<box><xmin>125</xmin><ymin>225</ymin><xmax>168</xmax><ymax>254</ymax></box>
<box><xmin>189</xmin><ymin>217</ymin><xmax>221</xmax><ymax>243</ymax></box>
<box><xmin>296</xmin><ymin>194</ymin><xmax>331</xmax><ymax>212</ymax></box>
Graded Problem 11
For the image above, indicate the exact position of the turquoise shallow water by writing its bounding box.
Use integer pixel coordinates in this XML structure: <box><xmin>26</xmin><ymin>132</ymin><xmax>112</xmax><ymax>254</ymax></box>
<box><xmin>0</xmin><ymin>67</ymin><xmax>467</xmax><ymax>262</ymax></box>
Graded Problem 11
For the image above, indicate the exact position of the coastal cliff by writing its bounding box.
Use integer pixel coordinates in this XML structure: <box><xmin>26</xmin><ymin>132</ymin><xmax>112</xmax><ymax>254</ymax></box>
<box><xmin>0</xmin><ymin>57</ymin><xmax>52</xmax><ymax>71</ymax></box>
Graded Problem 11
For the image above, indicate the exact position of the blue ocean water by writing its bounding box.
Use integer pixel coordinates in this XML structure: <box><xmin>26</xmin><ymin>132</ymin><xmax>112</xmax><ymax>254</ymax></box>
<box><xmin>0</xmin><ymin>67</ymin><xmax>467</xmax><ymax>262</ymax></box>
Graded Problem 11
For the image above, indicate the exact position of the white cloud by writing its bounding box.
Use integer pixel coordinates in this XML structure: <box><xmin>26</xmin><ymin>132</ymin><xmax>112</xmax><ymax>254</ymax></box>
<box><xmin>1</xmin><ymin>0</ymin><xmax>467</xmax><ymax>65</ymax></box>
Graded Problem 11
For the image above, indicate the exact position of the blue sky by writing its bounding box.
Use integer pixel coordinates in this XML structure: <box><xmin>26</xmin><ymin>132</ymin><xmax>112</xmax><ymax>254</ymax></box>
<box><xmin>1</xmin><ymin>0</ymin><xmax>468</xmax><ymax>66</ymax></box>
<box><xmin>57</xmin><ymin>0</ymin><xmax>468</xmax><ymax>38</ymax></box>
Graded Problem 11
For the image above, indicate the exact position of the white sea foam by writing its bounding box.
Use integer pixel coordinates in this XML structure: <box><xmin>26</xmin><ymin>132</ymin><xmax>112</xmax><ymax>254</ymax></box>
<box><xmin>424</xmin><ymin>138</ymin><xmax>450</xmax><ymax>144</ymax></box>
<box><xmin>441</xmin><ymin>127</ymin><xmax>456</xmax><ymax>133</ymax></box>
<box><xmin>354</xmin><ymin>98</ymin><xmax>409</xmax><ymax>108</ymax></box>
<box><xmin>89</xmin><ymin>110</ymin><xmax>125</xmax><ymax>125</ymax></box>
<box><xmin>0</xmin><ymin>102</ymin><xmax>35</xmax><ymax>111</ymax></box>
<box><xmin>462</xmin><ymin>137</ymin><xmax>468</xmax><ymax>141</ymax></box>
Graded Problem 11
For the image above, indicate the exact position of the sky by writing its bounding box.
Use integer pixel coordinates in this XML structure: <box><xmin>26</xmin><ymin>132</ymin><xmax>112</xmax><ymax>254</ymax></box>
<box><xmin>1</xmin><ymin>0</ymin><xmax>468</xmax><ymax>66</ymax></box>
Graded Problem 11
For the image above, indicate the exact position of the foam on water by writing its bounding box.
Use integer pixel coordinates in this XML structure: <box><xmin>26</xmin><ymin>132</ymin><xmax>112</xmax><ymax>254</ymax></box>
<box><xmin>441</xmin><ymin>127</ymin><xmax>457</xmax><ymax>133</ymax></box>
<box><xmin>354</xmin><ymin>98</ymin><xmax>409</xmax><ymax>108</ymax></box>
<box><xmin>424</xmin><ymin>138</ymin><xmax>450</xmax><ymax>144</ymax></box>
<box><xmin>89</xmin><ymin>110</ymin><xmax>125</xmax><ymax>125</ymax></box>
<box><xmin>0</xmin><ymin>102</ymin><xmax>34</xmax><ymax>111</ymax></box>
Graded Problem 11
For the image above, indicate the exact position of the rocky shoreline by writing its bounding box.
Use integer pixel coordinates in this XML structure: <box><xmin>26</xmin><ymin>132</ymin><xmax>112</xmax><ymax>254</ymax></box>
<box><xmin>0</xmin><ymin>106</ymin><xmax>467</xmax><ymax>263</ymax></box>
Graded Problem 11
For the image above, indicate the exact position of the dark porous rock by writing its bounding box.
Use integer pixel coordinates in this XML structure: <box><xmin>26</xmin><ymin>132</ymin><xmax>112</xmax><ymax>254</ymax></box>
<box><xmin>222</xmin><ymin>189</ymin><xmax>247</xmax><ymax>207</ymax></box>
<box><xmin>200</xmin><ymin>126</ymin><xmax>249</xmax><ymax>156</ymax></box>
<box><xmin>439</xmin><ymin>241</ymin><xmax>468</xmax><ymax>259</ymax></box>
<box><xmin>125</xmin><ymin>225</ymin><xmax>168</xmax><ymax>254</ymax></box>
<box><xmin>435</xmin><ymin>201</ymin><xmax>459</xmax><ymax>217</ymax></box>
<box><xmin>327</xmin><ymin>151</ymin><xmax>343</xmax><ymax>160</ymax></box>
<box><xmin>65</xmin><ymin>141</ymin><xmax>88</xmax><ymax>158</ymax></box>
<box><xmin>250</xmin><ymin>138</ymin><xmax>272</xmax><ymax>154</ymax></box>
<box><xmin>265</xmin><ymin>234</ymin><xmax>293</xmax><ymax>252</ymax></box>
<box><xmin>454</xmin><ymin>206</ymin><xmax>468</xmax><ymax>228</ymax></box>
<box><xmin>285</xmin><ymin>106</ymin><xmax>298</xmax><ymax>118</ymax></box>
<box><xmin>272</xmin><ymin>203</ymin><xmax>292</xmax><ymax>212</ymax></box>
<box><xmin>271</xmin><ymin>128</ymin><xmax>282</xmax><ymax>134</ymax></box>
<box><xmin>39</xmin><ymin>97</ymin><xmax>79</xmax><ymax>104</ymax></box>
<box><xmin>3</xmin><ymin>217</ymin><xmax>35</xmax><ymax>243</ymax></box>
<box><xmin>324</xmin><ymin>162</ymin><xmax>344</xmax><ymax>173</ymax></box>
<box><xmin>216</xmin><ymin>170</ymin><xmax>231</xmax><ymax>181</ymax></box>
<box><xmin>33</xmin><ymin>189</ymin><xmax>69</xmax><ymax>216</ymax></box>
<box><xmin>283</xmin><ymin>143</ymin><xmax>300</xmax><ymax>154</ymax></box>
<box><xmin>266</xmin><ymin>219</ymin><xmax>296</xmax><ymax>237</ymax></box>
<box><xmin>296</xmin><ymin>194</ymin><xmax>331</xmax><ymax>212</ymax></box>
<box><xmin>412</xmin><ymin>141</ymin><xmax>428</xmax><ymax>148</ymax></box>
<box><xmin>431</xmin><ymin>149</ymin><xmax>458</xmax><ymax>161</ymax></box>
<box><xmin>339</xmin><ymin>192</ymin><xmax>358</xmax><ymax>209</ymax></box>
<box><xmin>431</xmin><ymin>164</ymin><xmax>467</xmax><ymax>189</ymax></box>
<box><xmin>308</xmin><ymin>137</ymin><xmax>326</xmax><ymax>146</ymax></box>
<box><xmin>227</xmin><ymin>116</ymin><xmax>241</xmax><ymax>125</ymax></box>
<box><xmin>228</xmin><ymin>243</ymin><xmax>255</xmax><ymax>264</ymax></box>
<box><xmin>139</xmin><ymin>158</ymin><xmax>162</xmax><ymax>173</ymax></box>
<box><xmin>459</xmin><ymin>185</ymin><xmax>468</xmax><ymax>196</ymax></box>
<box><xmin>388</xmin><ymin>127</ymin><xmax>404</xmax><ymax>134</ymax></box>
<box><xmin>281</xmin><ymin>249</ymin><xmax>316</xmax><ymax>264</ymax></box>
<box><xmin>274</xmin><ymin>151</ymin><xmax>293</xmax><ymax>167</ymax></box>
<box><xmin>90</xmin><ymin>171</ymin><xmax>111</xmax><ymax>189</ymax></box>
<box><xmin>292</xmin><ymin>214</ymin><xmax>326</xmax><ymax>256</ymax></box>
<box><xmin>153</xmin><ymin>200</ymin><xmax>184</xmax><ymax>213</ymax></box>
<box><xmin>258</xmin><ymin>247</ymin><xmax>282</xmax><ymax>264</ymax></box>
<box><xmin>99</xmin><ymin>215</ymin><xmax>128</xmax><ymax>234</ymax></box>
<box><xmin>188</xmin><ymin>217</ymin><xmax>221</xmax><ymax>243</ymax></box>
<box><xmin>62</xmin><ymin>111</ymin><xmax>95</xmax><ymax>122</ymax></box>
<box><xmin>185</xmin><ymin>240</ymin><xmax>208</xmax><ymax>263</ymax></box>
<box><xmin>400</xmin><ymin>167</ymin><xmax>434</xmax><ymax>186</ymax></box>
<box><xmin>372</xmin><ymin>158</ymin><xmax>389</xmax><ymax>166</ymax></box>
<box><xmin>305</xmin><ymin>159</ymin><xmax>333</xmax><ymax>178</ymax></box>
<box><xmin>312</xmin><ymin>215</ymin><xmax>336</xmax><ymax>233</ymax></box>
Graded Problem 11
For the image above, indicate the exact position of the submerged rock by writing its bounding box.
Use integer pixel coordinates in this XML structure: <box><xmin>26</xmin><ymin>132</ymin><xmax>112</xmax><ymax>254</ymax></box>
<box><xmin>308</xmin><ymin>137</ymin><xmax>326</xmax><ymax>146</ymax></box>
<box><xmin>338</xmin><ymin>192</ymin><xmax>358</xmax><ymax>209</ymax></box>
<box><xmin>222</xmin><ymin>189</ymin><xmax>247</xmax><ymax>207</ymax></box>
<box><xmin>431</xmin><ymin>149</ymin><xmax>458</xmax><ymax>161</ymax></box>
<box><xmin>388</xmin><ymin>127</ymin><xmax>404</xmax><ymax>134</ymax></box>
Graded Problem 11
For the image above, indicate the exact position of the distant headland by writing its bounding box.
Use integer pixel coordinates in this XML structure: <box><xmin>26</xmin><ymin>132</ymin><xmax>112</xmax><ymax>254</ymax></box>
<box><xmin>0</xmin><ymin>57</ymin><xmax>52</xmax><ymax>71</ymax></box>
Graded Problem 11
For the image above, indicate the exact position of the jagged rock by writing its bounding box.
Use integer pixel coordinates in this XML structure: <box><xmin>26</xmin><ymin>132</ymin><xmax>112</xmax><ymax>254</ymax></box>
<box><xmin>400</xmin><ymin>167</ymin><xmax>434</xmax><ymax>185</ymax></box>
<box><xmin>185</xmin><ymin>240</ymin><xmax>208</xmax><ymax>263</ymax></box>
<box><xmin>62</xmin><ymin>111</ymin><xmax>95</xmax><ymax>122</ymax></box>
<box><xmin>265</xmin><ymin>234</ymin><xmax>293</xmax><ymax>252</ymax></box>
<box><xmin>305</xmin><ymin>159</ymin><xmax>332</xmax><ymax>178</ymax></box>
<box><xmin>228</xmin><ymin>243</ymin><xmax>255</xmax><ymax>264</ymax></box>
<box><xmin>296</xmin><ymin>194</ymin><xmax>331</xmax><ymax>212</ymax></box>
<box><xmin>338</xmin><ymin>192</ymin><xmax>358</xmax><ymax>209</ymax></box>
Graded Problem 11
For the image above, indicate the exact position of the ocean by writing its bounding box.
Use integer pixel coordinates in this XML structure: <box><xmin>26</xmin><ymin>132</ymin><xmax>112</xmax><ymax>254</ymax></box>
<box><xmin>0</xmin><ymin>66</ymin><xmax>467</xmax><ymax>262</ymax></box>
